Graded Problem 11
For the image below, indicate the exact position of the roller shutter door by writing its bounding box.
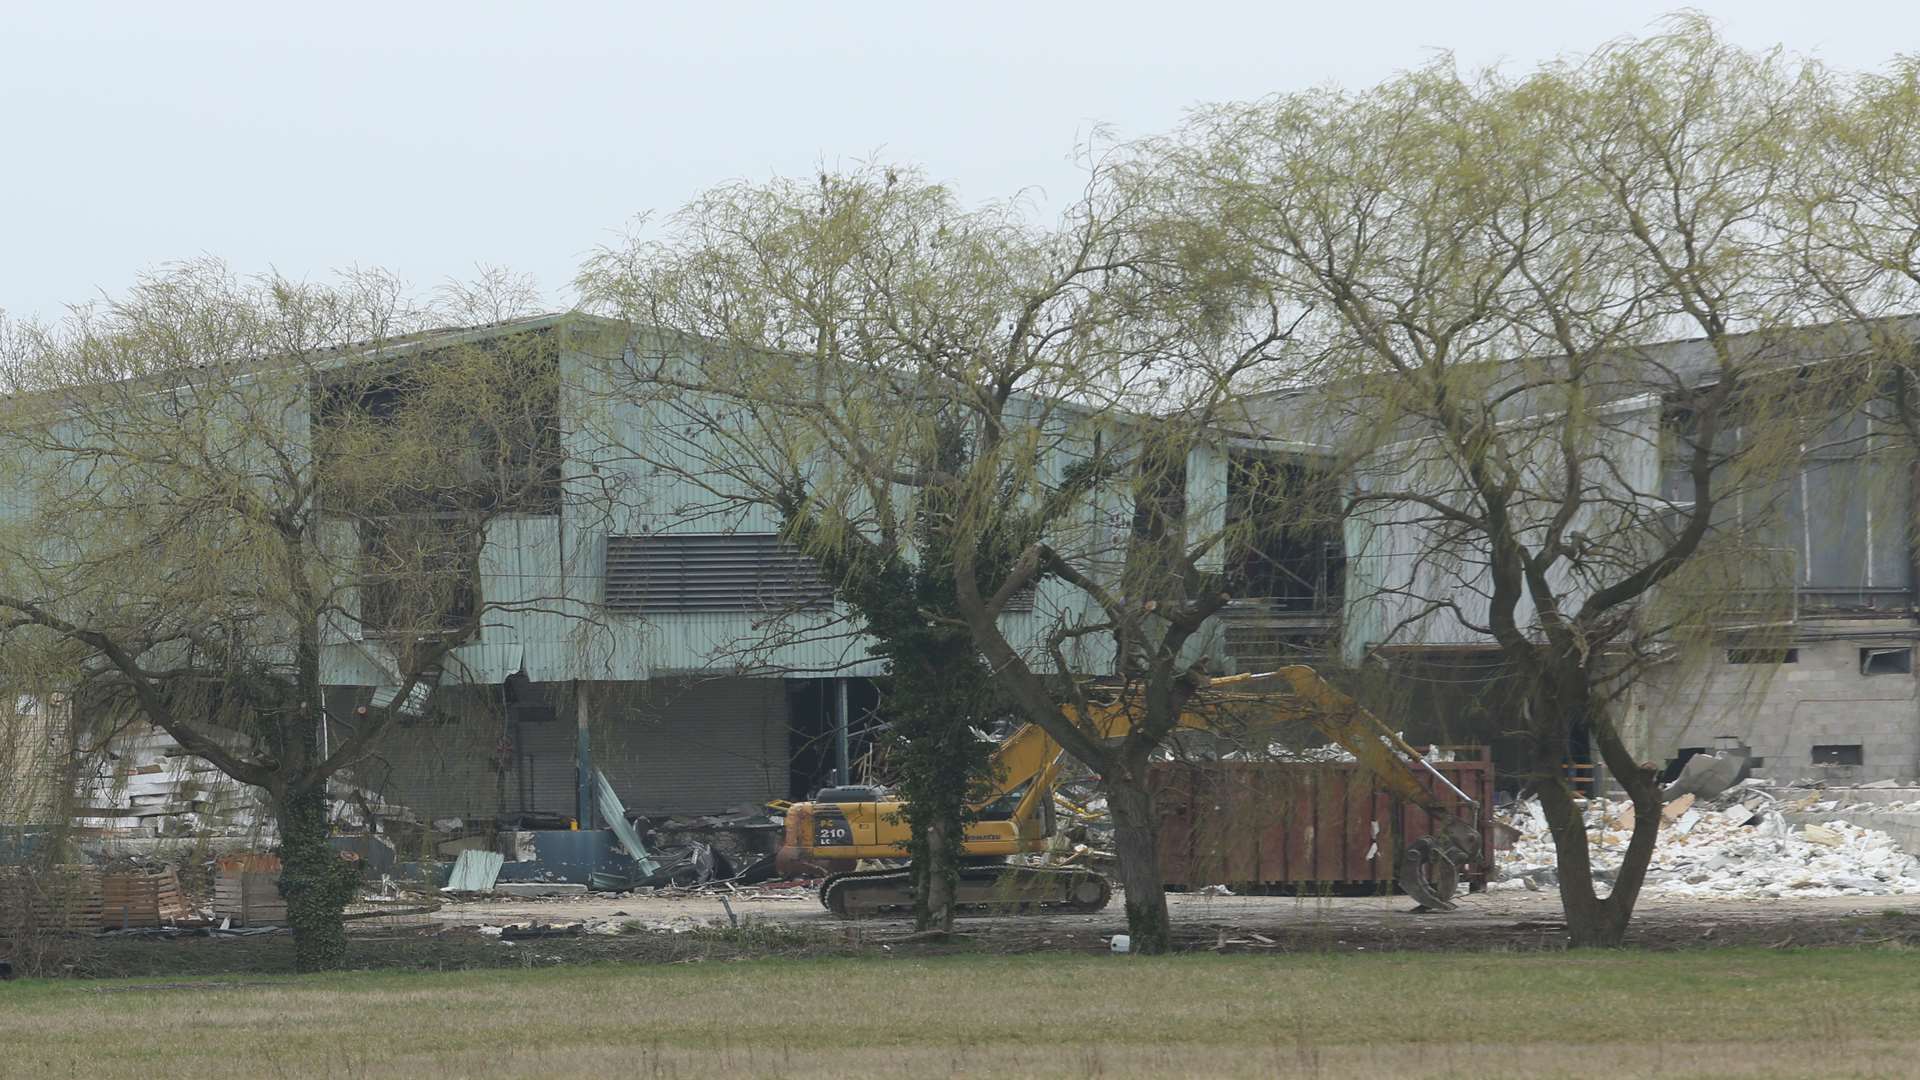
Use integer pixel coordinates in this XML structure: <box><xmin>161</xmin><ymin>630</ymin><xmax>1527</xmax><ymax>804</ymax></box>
<box><xmin>514</xmin><ymin>710</ymin><xmax>580</xmax><ymax>819</ymax></box>
<box><xmin>591</xmin><ymin>679</ymin><xmax>786</xmax><ymax>816</ymax></box>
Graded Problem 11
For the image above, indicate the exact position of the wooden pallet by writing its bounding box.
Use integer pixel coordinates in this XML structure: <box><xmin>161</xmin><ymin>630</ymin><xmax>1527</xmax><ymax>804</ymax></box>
<box><xmin>214</xmin><ymin>855</ymin><xmax>287</xmax><ymax>926</ymax></box>
<box><xmin>0</xmin><ymin>865</ymin><xmax>104</xmax><ymax>934</ymax></box>
<box><xmin>99</xmin><ymin>868</ymin><xmax>191</xmax><ymax>929</ymax></box>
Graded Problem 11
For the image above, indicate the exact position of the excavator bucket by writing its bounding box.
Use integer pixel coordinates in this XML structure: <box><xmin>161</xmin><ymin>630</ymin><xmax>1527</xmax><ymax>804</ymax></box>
<box><xmin>1397</xmin><ymin>836</ymin><xmax>1462</xmax><ymax>912</ymax></box>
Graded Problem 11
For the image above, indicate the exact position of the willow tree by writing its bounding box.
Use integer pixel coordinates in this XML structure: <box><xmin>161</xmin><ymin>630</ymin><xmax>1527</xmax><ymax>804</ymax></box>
<box><xmin>1798</xmin><ymin>55</ymin><xmax>1920</xmax><ymax>459</ymax></box>
<box><xmin>1155</xmin><ymin>21</ymin><xmax>1846</xmax><ymax>945</ymax></box>
<box><xmin>0</xmin><ymin>261</ymin><xmax>568</xmax><ymax>970</ymax></box>
<box><xmin>581</xmin><ymin>162</ymin><xmax>1295</xmax><ymax>951</ymax></box>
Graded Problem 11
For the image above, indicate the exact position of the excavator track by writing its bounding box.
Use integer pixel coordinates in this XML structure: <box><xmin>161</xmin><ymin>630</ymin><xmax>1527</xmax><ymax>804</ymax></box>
<box><xmin>821</xmin><ymin>865</ymin><xmax>1112</xmax><ymax>918</ymax></box>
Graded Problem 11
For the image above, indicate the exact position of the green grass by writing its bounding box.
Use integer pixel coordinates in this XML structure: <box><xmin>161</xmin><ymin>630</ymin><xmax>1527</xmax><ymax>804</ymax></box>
<box><xmin>4</xmin><ymin>949</ymin><xmax>1917</xmax><ymax>1078</ymax></box>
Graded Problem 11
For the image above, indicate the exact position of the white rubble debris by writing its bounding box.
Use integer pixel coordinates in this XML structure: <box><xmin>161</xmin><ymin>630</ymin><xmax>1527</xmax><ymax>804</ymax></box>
<box><xmin>1259</xmin><ymin>742</ymin><xmax>1358</xmax><ymax>763</ymax></box>
<box><xmin>1495</xmin><ymin>781</ymin><xmax>1920</xmax><ymax>899</ymax></box>
<box><xmin>1250</xmin><ymin>736</ymin><xmax>1456</xmax><ymax>765</ymax></box>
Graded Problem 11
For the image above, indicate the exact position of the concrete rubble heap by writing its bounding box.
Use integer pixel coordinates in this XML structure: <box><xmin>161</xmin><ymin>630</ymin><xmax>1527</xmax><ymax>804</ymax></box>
<box><xmin>1495</xmin><ymin>780</ymin><xmax>1920</xmax><ymax>898</ymax></box>
<box><xmin>1236</xmin><ymin>737</ymin><xmax>1458</xmax><ymax>765</ymax></box>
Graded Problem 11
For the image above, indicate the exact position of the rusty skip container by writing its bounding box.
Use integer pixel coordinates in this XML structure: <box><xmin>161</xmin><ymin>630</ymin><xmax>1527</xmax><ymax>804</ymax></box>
<box><xmin>1149</xmin><ymin>747</ymin><xmax>1495</xmax><ymax>894</ymax></box>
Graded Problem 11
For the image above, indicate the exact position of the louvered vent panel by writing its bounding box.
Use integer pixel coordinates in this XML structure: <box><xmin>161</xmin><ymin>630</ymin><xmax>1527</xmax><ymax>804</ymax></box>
<box><xmin>605</xmin><ymin>534</ymin><xmax>835</xmax><ymax>612</ymax></box>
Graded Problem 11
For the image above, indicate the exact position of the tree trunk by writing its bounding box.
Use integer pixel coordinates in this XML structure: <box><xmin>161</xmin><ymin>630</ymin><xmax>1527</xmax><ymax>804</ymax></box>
<box><xmin>274</xmin><ymin>786</ymin><xmax>360</xmax><ymax>973</ymax></box>
<box><xmin>1562</xmin><ymin>888</ymin><xmax>1636</xmax><ymax>947</ymax></box>
<box><xmin>1537</xmin><ymin>778</ymin><xmax>1629</xmax><ymax>946</ymax></box>
<box><xmin>919</xmin><ymin>818</ymin><xmax>958</xmax><ymax>933</ymax></box>
<box><xmin>1105</xmin><ymin>773</ymin><xmax>1170</xmax><ymax>954</ymax></box>
<box><xmin>1535</xmin><ymin>682</ymin><xmax>1665</xmax><ymax>948</ymax></box>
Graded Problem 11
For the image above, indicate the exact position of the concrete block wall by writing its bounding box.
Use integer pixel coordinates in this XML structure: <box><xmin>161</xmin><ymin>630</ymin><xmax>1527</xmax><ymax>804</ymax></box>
<box><xmin>1635</xmin><ymin>627</ymin><xmax>1920</xmax><ymax>784</ymax></box>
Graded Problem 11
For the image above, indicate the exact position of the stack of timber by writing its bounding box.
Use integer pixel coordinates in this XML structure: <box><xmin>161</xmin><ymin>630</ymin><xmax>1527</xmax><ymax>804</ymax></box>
<box><xmin>71</xmin><ymin>725</ymin><xmax>419</xmax><ymax>842</ymax></box>
<box><xmin>0</xmin><ymin>865</ymin><xmax>104</xmax><ymax>933</ymax></box>
<box><xmin>74</xmin><ymin>727</ymin><xmax>267</xmax><ymax>839</ymax></box>
<box><xmin>213</xmin><ymin>854</ymin><xmax>287</xmax><ymax>926</ymax></box>
<box><xmin>99</xmin><ymin>867</ymin><xmax>192</xmax><ymax>929</ymax></box>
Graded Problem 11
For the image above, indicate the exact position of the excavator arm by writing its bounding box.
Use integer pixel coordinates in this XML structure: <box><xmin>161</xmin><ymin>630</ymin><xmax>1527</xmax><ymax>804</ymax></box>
<box><xmin>984</xmin><ymin>689</ymin><xmax>1214</xmax><ymax>842</ymax></box>
<box><xmin>1206</xmin><ymin>666</ymin><xmax>1484</xmax><ymax>910</ymax></box>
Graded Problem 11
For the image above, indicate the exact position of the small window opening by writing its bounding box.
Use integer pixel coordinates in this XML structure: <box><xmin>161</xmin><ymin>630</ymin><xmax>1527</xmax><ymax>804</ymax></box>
<box><xmin>1860</xmin><ymin>647</ymin><xmax>1912</xmax><ymax>676</ymax></box>
<box><xmin>1811</xmin><ymin>744</ymin><xmax>1864</xmax><ymax>766</ymax></box>
<box><xmin>1727</xmin><ymin>647</ymin><xmax>1797</xmax><ymax>664</ymax></box>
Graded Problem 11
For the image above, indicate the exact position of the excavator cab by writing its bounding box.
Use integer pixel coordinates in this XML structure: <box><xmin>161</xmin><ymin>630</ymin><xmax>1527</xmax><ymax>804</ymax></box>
<box><xmin>974</xmin><ymin>785</ymin><xmax>1025</xmax><ymax>821</ymax></box>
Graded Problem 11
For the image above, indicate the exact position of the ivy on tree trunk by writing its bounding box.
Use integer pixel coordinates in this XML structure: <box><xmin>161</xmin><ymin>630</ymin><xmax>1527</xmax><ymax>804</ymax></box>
<box><xmin>274</xmin><ymin>786</ymin><xmax>361</xmax><ymax>973</ymax></box>
<box><xmin>784</xmin><ymin>487</ymin><xmax>1000</xmax><ymax>936</ymax></box>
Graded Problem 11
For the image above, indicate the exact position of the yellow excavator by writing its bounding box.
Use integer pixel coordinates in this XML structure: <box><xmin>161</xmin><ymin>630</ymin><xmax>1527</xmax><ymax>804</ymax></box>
<box><xmin>773</xmin><ymin>666</ymin><xmax>1485</xmax><ymax>917</ymax></box>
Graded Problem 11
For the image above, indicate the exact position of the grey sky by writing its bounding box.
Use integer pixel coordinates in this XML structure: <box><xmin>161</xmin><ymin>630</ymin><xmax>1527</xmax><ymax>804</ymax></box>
<box><xmin>3</xmin><ymin>1</ymin><xmax>1913</xmax><ymax>321</ymax></box>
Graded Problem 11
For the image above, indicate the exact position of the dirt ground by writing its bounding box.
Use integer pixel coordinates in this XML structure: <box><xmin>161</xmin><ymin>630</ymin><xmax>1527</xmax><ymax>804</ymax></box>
<box><xmin>40</xmin><ymin>885</ymin><xmax>1920</xmax><ymax>978</ymax></box>
<box><xmin>437</xmin><ymin>884</ymin><xmax>1920</xmax><ymax>950</ymax></box>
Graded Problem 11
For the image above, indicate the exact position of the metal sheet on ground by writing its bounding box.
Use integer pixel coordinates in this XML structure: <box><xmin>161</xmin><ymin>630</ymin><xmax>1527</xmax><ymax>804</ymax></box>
<box><xmin>594</xmin><ymin>769</ymin><xmax>661</xmax><ymax>876</ymax></box>
<box><xmin>446</xmin><ymin>850</ymin><xmax>505</xmax><ymax>892</ymax></box>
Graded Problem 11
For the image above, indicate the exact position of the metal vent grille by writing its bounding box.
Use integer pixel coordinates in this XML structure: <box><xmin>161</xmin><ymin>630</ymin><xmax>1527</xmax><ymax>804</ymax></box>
<box><xmin>605</xmin><ymin>533</ymin><xmax>835</xmax><ymax>612</ymax></box>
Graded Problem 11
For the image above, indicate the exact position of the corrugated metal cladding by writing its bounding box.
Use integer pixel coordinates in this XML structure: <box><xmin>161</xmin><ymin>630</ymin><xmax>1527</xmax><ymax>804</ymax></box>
<box><xmin>604</xmin><ymin>533</ymin><xmax>834</xmax><ymax>613</ymax></box>
<box><xmin>588</xmin><ymin>679</ymin><xmax>786</xmax><ymax>816</ymax></box>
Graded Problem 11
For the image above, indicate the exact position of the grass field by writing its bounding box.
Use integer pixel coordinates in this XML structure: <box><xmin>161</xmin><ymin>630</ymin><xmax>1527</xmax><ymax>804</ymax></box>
<box><xmin>5</xmin><ymin>948</ymin><xmax>1917</xmax><ymax>1079</ymax></box>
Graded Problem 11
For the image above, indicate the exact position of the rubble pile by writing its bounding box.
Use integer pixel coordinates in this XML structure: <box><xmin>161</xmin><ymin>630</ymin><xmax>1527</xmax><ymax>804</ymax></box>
<box><xmin>325</xmin><ymin>780</ymin><xmax>425</xmax><ymax>834</ymax></box>
<box><xmin>1236</xmin><ymin>738</ymin><xmax>1458</xmax><ymax>765</ymax></box>
<box><xmin>1496</xmin><ymin>781</ymin><xmax>1920</xmax><ymax>898</ymax></box>
<box><xmin>1257</xmin><ymin>743</ymin><xmax>1359</xmax><ymax>764</ymax></box>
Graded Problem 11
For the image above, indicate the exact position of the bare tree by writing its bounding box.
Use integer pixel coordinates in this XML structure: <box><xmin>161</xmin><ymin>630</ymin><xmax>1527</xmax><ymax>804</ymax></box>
<box><xmin>1153</xmin><ymin>20</ymin><xmax>1852</xmax><ymax>945</ymax></box>
<box><xmin>0</xmin><ymin>261</ymin><xmax>577</xmax><ymax>970</ymax></box>
<box><xmin>581</xmin><ymin>162</ymin><xmax>1298</xmax><ymax>951</ymax></box>
<box><xmin>1796</xmin><ymin>55</ymin><xmax>1920</xmax><ymax>489</ymax></box>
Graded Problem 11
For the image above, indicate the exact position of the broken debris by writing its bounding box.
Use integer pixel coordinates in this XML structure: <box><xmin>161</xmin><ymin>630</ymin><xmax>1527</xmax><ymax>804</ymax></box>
<box><xmin>1495</xmin><ymin>781</ymin><xmax>1920</xmax><ymax>898</ymax></box>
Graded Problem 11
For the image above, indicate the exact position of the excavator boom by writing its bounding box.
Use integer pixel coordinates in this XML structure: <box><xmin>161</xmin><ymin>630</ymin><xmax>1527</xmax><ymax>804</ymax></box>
<box><xmin>1207</xmin><ymin>667</ymin><xmax>1484</xmax><ymax>910</ymax></box>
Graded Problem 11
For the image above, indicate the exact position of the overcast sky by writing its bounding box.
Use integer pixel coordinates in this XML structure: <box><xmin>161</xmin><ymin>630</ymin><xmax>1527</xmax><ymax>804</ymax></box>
<box><xmin>3</xmin><ymin>1</ymin><xmax>1914</xmax><ymax>321</ymax></box>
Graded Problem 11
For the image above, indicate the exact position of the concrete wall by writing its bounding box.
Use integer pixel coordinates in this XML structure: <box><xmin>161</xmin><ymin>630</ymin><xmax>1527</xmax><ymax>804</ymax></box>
<box><xmin>1633</xmin><ymin>624</ymin><xmax>1920</xmax><ymax>784</ymax></box>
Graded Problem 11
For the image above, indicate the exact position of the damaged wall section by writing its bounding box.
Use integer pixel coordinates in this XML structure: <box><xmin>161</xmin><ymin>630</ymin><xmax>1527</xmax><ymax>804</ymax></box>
<box><xmin>1633</xmin><ymin>630</ymin><xmax>1920</xmax><ymax>785</ymax></box>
